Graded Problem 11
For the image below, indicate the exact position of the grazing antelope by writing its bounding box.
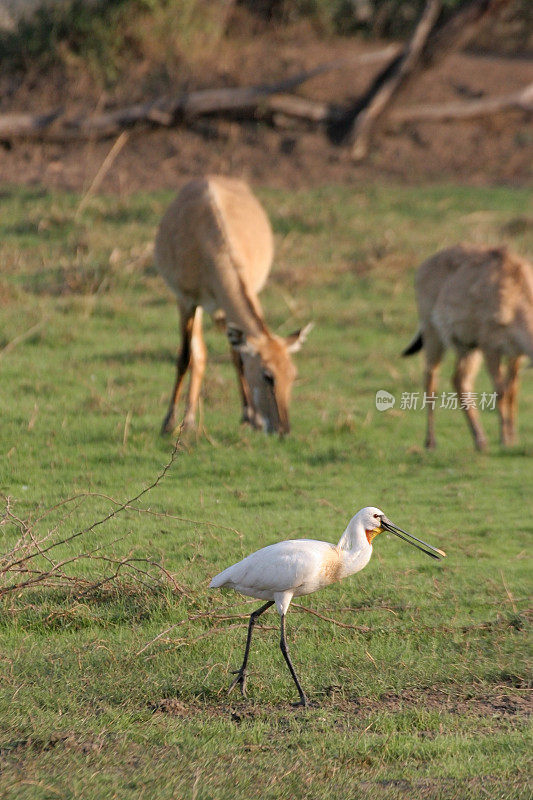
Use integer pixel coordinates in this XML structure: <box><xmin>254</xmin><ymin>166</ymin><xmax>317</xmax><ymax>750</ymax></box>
<box><xmin>403</xmin><ymin>245</ymin><xmax>533</xmax><ymax>451</ymax></box>
<box><xmin>155</xmin><ymin>176</ymin><xmax>310</xmax><ymax>435</ymax></box>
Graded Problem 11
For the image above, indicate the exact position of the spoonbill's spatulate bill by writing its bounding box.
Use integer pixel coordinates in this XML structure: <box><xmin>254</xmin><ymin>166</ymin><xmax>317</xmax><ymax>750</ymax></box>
<box><xmin>210</xmin><ymin>506</ymin><xmax>446</xmax><ymax>707</ymax></box>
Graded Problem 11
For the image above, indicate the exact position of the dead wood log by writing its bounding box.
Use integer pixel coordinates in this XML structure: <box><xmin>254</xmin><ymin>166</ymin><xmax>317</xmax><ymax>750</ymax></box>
<box><xmin>349</xmin><ymin>0</ymin><xmax>442</xmax><ymax>160</ymax></box>
<box><xmin>389</xmin><ymin>83</ymin><xmax>533</xmax><ymax>123</ymax></box>
<box><xmin>329</xmin><ymin>0</ymin><xmax>514</xmax><ymax>160</ymax></box>
<box><xmin>423</xmin><ymin>0</ymin><xmax>511</xmax><ymax>67</ymax></box>
<box><xmin>264</xmin><ymin>83</ymin><xmax>533</xmax><ymax>128</ymax></box>
<box><xmin>0</xmin><ymin>47</ymin><xmax>399</xmax><ymax>142</ymax></box>
<box><xmin>263</xmin><ymin>81</ymin><xmax>533</xmax><ymax>129</ymax></box>
<box><xmin>261</xmin><ymin>94</ymin><xmax>344</xmax><ymax>125</ymax></box>
<box><xmin>0</xmin><ymin>108</ymin><xmax>65</xmax><ymax>138</ymax></box>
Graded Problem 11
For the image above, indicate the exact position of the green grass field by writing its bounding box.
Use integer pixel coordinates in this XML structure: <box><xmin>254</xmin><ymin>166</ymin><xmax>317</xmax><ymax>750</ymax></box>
<box><xmin>1</xmin><ymin>182</ymin><xmax>532</xmax><ymax>799</ymax></box>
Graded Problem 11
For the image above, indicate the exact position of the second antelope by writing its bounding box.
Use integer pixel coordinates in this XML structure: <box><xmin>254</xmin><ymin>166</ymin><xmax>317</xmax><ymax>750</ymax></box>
<box><xmin>155</xmin><ymin>175</ymin><xmax>310</xmax><ymax>435</ymax></box>
<box><xmin>403</xmin><ymin>244</ymin><xmax>533</xmax><ymax>450</ymax></box>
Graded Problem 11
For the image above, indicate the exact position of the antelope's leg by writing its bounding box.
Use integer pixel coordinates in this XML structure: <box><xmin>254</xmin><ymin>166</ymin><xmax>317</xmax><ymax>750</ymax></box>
<box><xmin>230</xmin><ymin>348</ymin><xmax>254</xmax><ymax>425</ymax></box>
<box><xmin>504</xmin><ymin>357</ymin><xmax>522</xmax><ymax>446</ymax></box>
<box><xmin>161</xmin><ymin>306</ymin><xmax>196</xmax><ymax>435</ymax></box>
<box><xmin>424</xmin><ymin>362</ymin><xmax>439</xmax><ymax>450</ymax></box>
<box><xmin>228</xmin><ymin>601</ymin><xmax>274</xmax><ymax>698</ymax></box>
<box><xmin>183</xmin><ymin>307</ymin><xmax>207</xmax><ymax>430</ymax></box>
<box><xmin>453</xmin><ymin>349</ymin><xmax>485</xmax><ymax>451</ymax></box>
<box><xmin>279</xmin><ymin>614</ymin><xmax>308</xmax><ymax>708</ymax></box>
<box><xmin>485</xmin><ymin>350</ymin><xmax>520</xmax><ymax>447</ymax></box>
<box><xmin>422</xmin><ymin>327</ymin><xmax>444</xmax><ymax>450</ymax></box>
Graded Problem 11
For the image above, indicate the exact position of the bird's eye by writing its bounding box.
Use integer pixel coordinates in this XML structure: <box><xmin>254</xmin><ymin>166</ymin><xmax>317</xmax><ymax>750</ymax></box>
<box><xmin>373</xmin><ymin>513</ymin><xmax>379</xmax><ymax>519</ymax></box>
<box><xmin>263</xmin><ymin>370</ymin><xmax>275</xmax><ymax>386</ymax></box>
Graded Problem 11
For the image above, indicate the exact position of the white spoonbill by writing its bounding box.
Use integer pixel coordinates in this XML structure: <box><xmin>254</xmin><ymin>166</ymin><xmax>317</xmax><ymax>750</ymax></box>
<box><xmin>210</xmin><ymin>506</ymin><xmax>446</xmax><ymax>707</ymax></box>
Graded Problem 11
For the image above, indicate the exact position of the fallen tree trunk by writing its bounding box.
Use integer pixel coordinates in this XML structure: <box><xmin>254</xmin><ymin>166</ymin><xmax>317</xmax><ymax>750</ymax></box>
<box><xmin>389</xmin><ymin>83</ymin><xmax>533</xmax><ymax>123</ymax></box>
<box><xmin>349</xmin><ymin>0</ymin><xmax>442</xmax><ymax>160</ymax></box>
<box><xmin>4</xmin><ymin>76</ymin><xmax>526</xmax><ymax>143</ymax></box>
<box><xmin>329</xmin><ymin>0</ymin><xmax>514</xmax><ymax>160</ymax></box>
<box><xmin>262</xmin><ymin>94</ymin><xmax>344</xmax><ymax>125</ymax></box>
<box><xmin>263</xmin><ymin>84</ymin><xmax>533</xmax><ymax>127</ymax></box>
<box><xmin>0</xmin><ymin>47</ymin><xmax>399</xmax><ymax>142</ymax></box>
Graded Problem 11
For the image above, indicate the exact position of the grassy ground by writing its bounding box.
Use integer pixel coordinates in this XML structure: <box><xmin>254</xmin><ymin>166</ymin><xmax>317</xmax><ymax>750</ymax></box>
<box><xmin>0</xmin><ymin>182</ymin><xmax>532</xmax><ymax>799</ymax></box>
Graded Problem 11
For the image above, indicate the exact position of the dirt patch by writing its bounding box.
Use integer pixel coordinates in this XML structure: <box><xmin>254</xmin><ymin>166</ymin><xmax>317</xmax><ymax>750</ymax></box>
<box><xmin>0</xmin><ymin>25</ymin><xmax>532</xmax><ymax>194</ymax></box>
<box><xmin>151</xmin><ymin>697</ymin><xmax>199</xmax><ymax>717</ymax></box>
<box><xmin>357</xmin><ymin>775</ymin><xmax>529</xmax><ymax>799</ymax></box>
<box><xmin>151</xmin><ymin>696</ymin><xmax>268</xmax><ymax>723</ymax></box>
<box><xmin>149</xmin><ymin>685</ymin><xmax>532</xmax><ymax>721</ymax></box>
<box><xmin>348</xmin><ymin>686</ymin><xmax>532</xmax><ymax>717</ymax></box>
<box><xmin>0</xmin><ymin>731</ymin><xmax>105</xmax><ymax>757</ymax></box>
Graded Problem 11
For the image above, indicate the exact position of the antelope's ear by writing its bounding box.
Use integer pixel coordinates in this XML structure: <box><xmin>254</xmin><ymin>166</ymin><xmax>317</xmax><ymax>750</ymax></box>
<box><xmin>285</xmin><ymin>322</ymin><xmax>313</xmax><ymax>353</ymax></box>
<box><xmin>227</xmin><ymin>325</ymin><xmax>258</xmax><ymax>356</ymax></box>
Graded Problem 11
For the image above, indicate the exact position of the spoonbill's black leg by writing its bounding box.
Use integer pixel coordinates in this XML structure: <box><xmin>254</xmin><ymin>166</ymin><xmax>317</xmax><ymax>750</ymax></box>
<box><xmin>228</xmin><ymin>601</ymin><xmax>274</xmax><ymax>697</ymax></box>
<box><xmin>279</xmin><ymin>613</ymin><xmax>308</xmax><ymax>707</ymax></box>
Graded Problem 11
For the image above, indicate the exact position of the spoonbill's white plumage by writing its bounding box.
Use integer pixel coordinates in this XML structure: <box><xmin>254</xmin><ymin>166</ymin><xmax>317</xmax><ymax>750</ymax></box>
<box><xmin>210</xmin><ymin>506</ymin><xmax>445</xmax><ymax>707</ymax></box>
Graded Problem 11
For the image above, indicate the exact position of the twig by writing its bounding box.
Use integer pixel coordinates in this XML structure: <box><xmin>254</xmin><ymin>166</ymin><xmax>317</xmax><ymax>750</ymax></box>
<box><xmin>136</xmin><ymin>602</ymin><xmax>372</xmax><ymax>656</ymax></box>
<box><xmin>136</xmin><ymin>606</ymin><xmax>271</xmax><ymax>655</ymax></box>
<box><xmin>18</xmin><ymin>490</ymin><xmax>242</xmax><ymax>539</ymax></box>
<box><xmin>0</xmin><ymin>434</ymin><xmax>184</xmax><ymax>597</ymax></box>
<box><xmin>122</xmin><ymin>409</ymin><xmax>133</xmax><ymax>448</ymax></box>
<box><xmin>292</xmin><ymin>603</ymin><xmax>371</xmax><ymax>632</ymax></box>
<box><xmin>2</xmin><ymin>435</ymin><xmax>182</xmax><ymax>573</ymax></box>
<box><xmin>1</xmin><ymin>533</ymin><xmax>130</xmax><ymax>593</ymax></box>
<box><xmin>75</xmin><ymin>130</ymin><xmax>129</xmax><ymax>219</ymax></box>
<box><xmin>500</xmin><ymin>569</ymin><xmax>518</xmax><ymax>614</ymax></box>
<box><xmin>0</xmin><ymin>318</ymin><xmax>47</xmax><ymax>361</ymax></box>
<box><xmin>136</xmin><ymin>621</ymin><xmax>188</xmax><ymax>655</ymax></box>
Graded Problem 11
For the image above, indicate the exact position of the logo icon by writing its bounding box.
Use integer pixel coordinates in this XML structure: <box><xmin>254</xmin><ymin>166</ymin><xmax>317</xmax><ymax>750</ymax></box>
<box><xmin>375</xmin><ymin>390</ymin><xmax>396</xmax><ymax>411</ymax></box>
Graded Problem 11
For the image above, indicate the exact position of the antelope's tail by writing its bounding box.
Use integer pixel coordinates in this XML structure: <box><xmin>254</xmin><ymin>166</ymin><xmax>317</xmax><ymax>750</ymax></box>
<box><xmin>402</xmin><ymin>331</ymin><xmax>423</xmax><ymax>357</ymax></box>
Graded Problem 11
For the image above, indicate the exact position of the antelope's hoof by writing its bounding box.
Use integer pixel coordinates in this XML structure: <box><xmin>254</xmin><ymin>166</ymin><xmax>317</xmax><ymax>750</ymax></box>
<box><xmin>182</xmin><ymin>416</ymin><xmax>197</xmax><ymax>434</ymax></box>
<box><xmin>160</xmin><ymin>414</ymin><xmax>176</xmax><ymax>436</ymax></box>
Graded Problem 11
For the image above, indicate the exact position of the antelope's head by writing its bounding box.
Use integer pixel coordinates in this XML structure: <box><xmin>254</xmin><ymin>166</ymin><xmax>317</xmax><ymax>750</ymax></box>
<box><xmin>227</xmin><ymin>324</ymin><xmax>312</xmax><ymax>435</ymax></box>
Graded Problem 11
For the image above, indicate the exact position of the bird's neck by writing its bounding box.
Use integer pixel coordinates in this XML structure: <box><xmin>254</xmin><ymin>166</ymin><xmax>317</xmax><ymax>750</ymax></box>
<box><xmin>337</xmin><ymin>515</ymin><xmax>373</xmax><ymax>561</ymax></box>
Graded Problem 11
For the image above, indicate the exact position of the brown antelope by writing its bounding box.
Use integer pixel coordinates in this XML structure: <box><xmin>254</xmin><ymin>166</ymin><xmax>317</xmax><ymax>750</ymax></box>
<box><xmin>403</xmin><ymin>245</ymin><xmax>533</xmax><ymax>451</ymax></box>
<box><xmin>155</xmin><ymin>175</ymin><xmax>310</xmax><ymax>435</ymax></box>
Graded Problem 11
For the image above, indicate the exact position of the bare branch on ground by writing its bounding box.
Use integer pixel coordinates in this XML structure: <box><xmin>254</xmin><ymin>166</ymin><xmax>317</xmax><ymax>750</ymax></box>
<box><xmin>0</xmin><ymin>434</ymin><xmax>187</xmax><ymax>598</ymax></box>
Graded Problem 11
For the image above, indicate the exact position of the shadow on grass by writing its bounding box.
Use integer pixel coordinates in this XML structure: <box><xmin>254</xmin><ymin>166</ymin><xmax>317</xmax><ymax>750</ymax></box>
<box><xmin>0</xmin><ymin>185</ymin><xmax>49</xmax><ymax>202</ymax></box>
<box><xmin>3</xmin><ymin>218</ymin><xmax>74</xmax><ymax>241</ymax></box>
<box><xmin>92</xmin><ymin>347</ymin><xmax>175</xmax><ymax>364</ymax></box>
<box><xmin>0</xmin><ymin>585</ymin><xmax>175</xmax><ymax>631</ymax></box>
<box><xmin>85</xmin><ymin>206</ymin><xmax>160</xmax><ymax>225</ymax></box>
<box><xmin>305</xmin><ymin>447</ymin><xmax>355</xmax><ymax>466</ymax></box>
<box><xmin>22</xmin><ymin>264</ymin><xmax>109</xmax><ymax>295</ymax></box>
